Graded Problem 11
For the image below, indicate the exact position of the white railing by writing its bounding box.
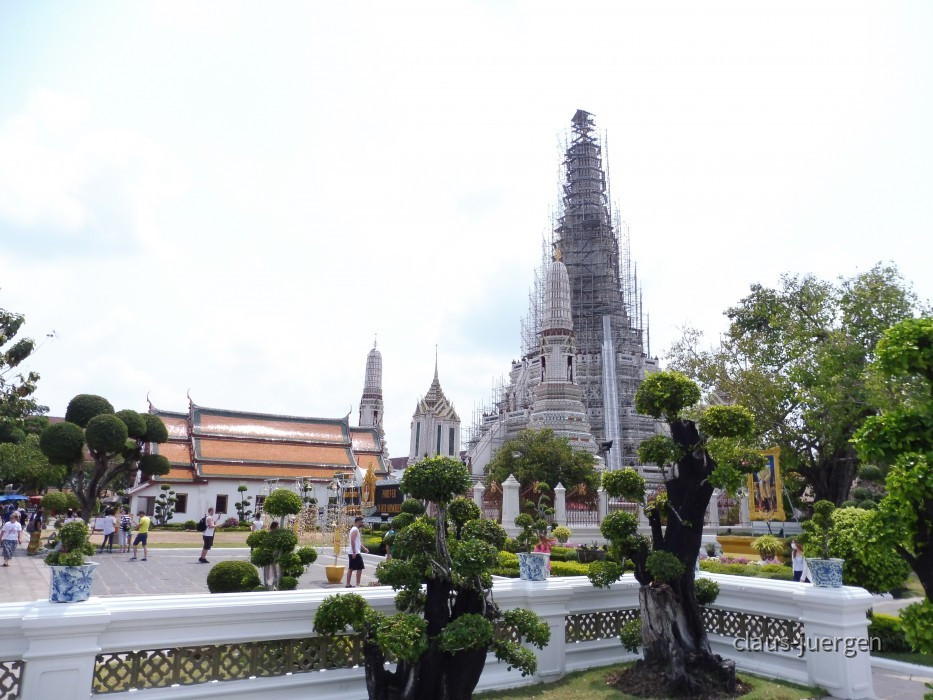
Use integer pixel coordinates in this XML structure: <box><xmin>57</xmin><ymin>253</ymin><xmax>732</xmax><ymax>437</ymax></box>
<box><xmin>0</xmin><ymin>574</ymin><xmax>875</xmax><ymax>700</ymax></box>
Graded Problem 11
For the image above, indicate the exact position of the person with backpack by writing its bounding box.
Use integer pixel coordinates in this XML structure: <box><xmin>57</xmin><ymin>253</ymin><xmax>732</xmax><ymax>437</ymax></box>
<box><xmin>198</xmin><ymin>507</ymin><xmax>219</xmax><ymax>563</ymax></box>
<box><xmin>118</xmin><ymin>507</ymin><xmax>133</xmax><ymax>554</ymax></box>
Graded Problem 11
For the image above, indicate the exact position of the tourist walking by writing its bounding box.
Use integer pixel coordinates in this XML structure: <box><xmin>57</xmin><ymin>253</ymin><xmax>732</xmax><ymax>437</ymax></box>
<box><xmin>791</xmin><ymin>541</ymin><xmax>809</xmax><ymax>582</ymax></box>
<box><xmin>130</xmin><ymin>511</ymin><xmax>150</xmax><ymax>561</ymax></box>
<box><xmin>25</xmin><ymin>507</ymin><xmax>44</xmax><ymax>556</ymax></box>
<box><xmin>345</xmin><ymin>516</ymin><xmax>368</xmax><ymax>588</ymax></box>
<box><xmin>118</xmin><ymin>508</ymin><xmax>133</xmax><ymax>553</ymax></box>
<box><xmin>198</xmin><ymin>507</ymin><xmax>219</xmax><ymax>563</ymax></box>
<box><xmin>99</xmin><ymin>508</ymin><xmax>116</xmax><ymax>553</ymax></box>
<box><xmin>1</xmin><ymin>513</ymin><xmax>22</xmax><ymax>566</ymax></box>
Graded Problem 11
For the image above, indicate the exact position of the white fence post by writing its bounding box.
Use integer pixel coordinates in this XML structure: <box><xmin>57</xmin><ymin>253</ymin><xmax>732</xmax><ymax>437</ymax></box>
<box><xmin>21</xmin><ymin>601</ymin><xmax>109</xmax><ymax>700</ymax></box>
<box><xmin>554</xmin><ymin>483</ymin><xmax>566</xmax><ymax>527</ymax></box>
<box><xmin>502</xmin><ymin>475</ymin><xmax>520</xmax><ymax>534</ymax></box>
<box><xmin>472</xmin><ymin>481</ymin><xmax>485</xmax><ymax>511</ymax></box>
<box><xmin>739</xmin><ymin>492</ymin><xmax>751</xmax><ymax>527</ymax></box>
<box><xmin>597</xmin><ymin>488</ymin><xmax>608</xmax><ymax>522</ymax></box>
<box><xmin>708</xmin><ymin>489</ymin><xmax>720</xmax><ymax>529</ymax></box>
<box><xmin>794</xmin><ymin>586</ymin><xmax>876</xmax><ymax>699</ymax></box>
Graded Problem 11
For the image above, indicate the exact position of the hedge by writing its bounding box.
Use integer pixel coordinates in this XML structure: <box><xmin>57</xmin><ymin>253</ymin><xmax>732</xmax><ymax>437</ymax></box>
<box><xmin>700</xmin><ymin>560</ymin><xmax>793</xmax><ymax>580</ymax></box>
<box><xmin>868</xmin><ymin>613</ymin><xmax>911</xmax><ymax>654</ymax></box>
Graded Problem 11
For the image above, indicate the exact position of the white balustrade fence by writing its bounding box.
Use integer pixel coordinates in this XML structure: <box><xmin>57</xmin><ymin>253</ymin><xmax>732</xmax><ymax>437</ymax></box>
<box><xmin>0</xmin><ymin>574</ymin><xmax>874</xmax><ymax>700</ymax></box>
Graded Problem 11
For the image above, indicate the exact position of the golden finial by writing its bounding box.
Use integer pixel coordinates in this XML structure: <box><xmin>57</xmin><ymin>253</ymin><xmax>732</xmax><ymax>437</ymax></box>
<box><xmin>554</xmin><ymin>243</ymin><xmax>563</xmax><ymax>262</ymax></box>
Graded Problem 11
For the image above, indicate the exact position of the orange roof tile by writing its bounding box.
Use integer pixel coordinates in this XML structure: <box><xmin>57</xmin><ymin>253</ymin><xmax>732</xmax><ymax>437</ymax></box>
<box><xmin>200</xmin><ymin>464</ymin><xmax>344</xmax><ymax>479</ymax></box>
<box><xmin>162</xmin><ymin>467</ymin><xmax>196</xmax><ymax>482</ymax></box>
<box><xmin>161</xmin><ymin>415</ymin><xmax>190</xmax><ymax>440</ymax></box>
<box><xmin>194</xmin><ymin>410</ymin><xmax>347</xmax><ymax>443</ymax></box>
<box><xmin>155</xmin><ymin>442</ymin><xmax>191</xmax><ymax>465</ymax></box>
<box><xmin>355</xmin><ymin>454</ymin><xmax>385</xmax><ymax>470</ymax></box>
<box><xmin>196</xmin><ymin>438</ymin><xmax>353</xmax><ymax>466</ymax></box>
<box><xmin>349</xmin><ymin>428</ymin><xmax>379</xmax><ymax>452</ymax></box>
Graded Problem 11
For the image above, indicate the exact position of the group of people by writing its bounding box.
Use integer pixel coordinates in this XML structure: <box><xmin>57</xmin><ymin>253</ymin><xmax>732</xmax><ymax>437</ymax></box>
<box><xmin>2</xmin><ymin>504</ymin><xmax>48</xmax><ymax>561</ymax></box>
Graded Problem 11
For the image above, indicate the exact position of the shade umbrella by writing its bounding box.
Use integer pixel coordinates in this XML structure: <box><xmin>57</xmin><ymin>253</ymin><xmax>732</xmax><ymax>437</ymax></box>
<box><xmin>0</xmin><ymin>494</ymin><xmax>28</xmax><ymax>503</ymax></box>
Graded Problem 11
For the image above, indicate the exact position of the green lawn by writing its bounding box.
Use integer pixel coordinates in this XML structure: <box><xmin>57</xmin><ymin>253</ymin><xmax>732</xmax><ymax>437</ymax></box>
<box><xmin>476</xmin><ymin>664</ymin><xmax>821</xmax><ymax>699</ymax></box>
<box><xmin>875</xmin><ymin>651</ymin><xmax>933</xmax><ymax>668</ymax></box>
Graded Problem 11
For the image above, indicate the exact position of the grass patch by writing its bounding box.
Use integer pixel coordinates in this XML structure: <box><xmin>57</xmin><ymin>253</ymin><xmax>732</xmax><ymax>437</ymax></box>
<box><xmin>476</xmin><ymin>664</ymin><xmax>820</xmax><ymax>699</ymax></box>
<box><xmin>875</xmin><ymin>651</ymin><xmax>933</xmax><ymax>668</ymax></box>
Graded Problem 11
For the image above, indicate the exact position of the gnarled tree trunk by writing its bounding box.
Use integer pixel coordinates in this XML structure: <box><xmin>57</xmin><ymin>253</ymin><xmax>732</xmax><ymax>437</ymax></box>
<box><xmin>362</xmin><ymin>579</ymin><xmax>491</xmax><ymax>700</ymax></box>
<box><xmin>635</xmin><ymin>419</ymin><xmax>736</xmax><ymax>696</ymax></box>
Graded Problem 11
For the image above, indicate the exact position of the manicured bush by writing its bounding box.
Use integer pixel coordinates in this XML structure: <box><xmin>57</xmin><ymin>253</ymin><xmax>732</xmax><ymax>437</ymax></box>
<box><xmin>551</xmin><ymin>526</ymin><xmax>572</xmax><ymax>544</ymax></box>
<box><xmin>550</xmin><ymin>560</ymin><xmax>590</xmax><ymax>576</ymax></box>
<box><xmin>221</xmin><ymin>517</ymin><xmax>240</xmax><ymax>529</ymax></box>
<box><xmin>549</xmin><ymin>546</ymin><xmax>577</xmax><ymax>562</ymax></box>
<box><xmin>695</xmin><ymin>577</ymin><xmax>720</xmax><ymax>606</ymax></box>
<box><xmin>184</xmin><ymin>519</ymin><xmax>197</xmax><ymax>530</ymax></box>
<box><xmin>868</xmin><ymin>613</ymin><xmax>911</xmax><ymax>654</ymax></box>
<box><xmin>207</xmin><ymin>561</ymin><xmax>261</xmax><ymax>593</ymax></box>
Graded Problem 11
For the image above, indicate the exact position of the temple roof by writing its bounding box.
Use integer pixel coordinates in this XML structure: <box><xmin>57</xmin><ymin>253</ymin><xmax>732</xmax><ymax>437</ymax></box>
<box><xmin>414</xmin><ymin>362</ymin><xmax>459</xmax><ymax>421</ymax></box>
<box><xmin>145</xmin><ymin>402</ymin><xmax>389</xmax><ymax>484</ymax></box>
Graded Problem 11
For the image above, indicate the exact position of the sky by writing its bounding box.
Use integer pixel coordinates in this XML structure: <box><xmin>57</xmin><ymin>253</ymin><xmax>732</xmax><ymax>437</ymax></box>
<box><xmin>1</xmin><ymin>1</ymin><xmax>931</xmax><ymax>459</ymax></box>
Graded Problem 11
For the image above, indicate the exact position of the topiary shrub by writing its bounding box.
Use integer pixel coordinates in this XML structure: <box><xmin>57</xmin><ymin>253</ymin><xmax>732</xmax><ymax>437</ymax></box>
<box><xmin>184</xmin><ymin>519</ymin><xmax>197</xmax><ymax>530</ymax></box>
<box><xmin>263</xmin><ymin>489</ymin><xmax>303</xmax><ymax>520</ymax></box>
<box><xmin>868</xmin><ymin>613</ymin><xmax>911</xmax><ymax>654</ymax></box>
<box><xmin>552</xmin><ymin>526</ymin><xmax>572</xmax><ymax>544</ymax></box>
<box><xmin>694</xmin><ymin>578</ymin><xmax>720</xmax><ymax>606</ymax></box>
<box><xmin>207</xmin><ymin>561</ymin><xmax>261</xmax><ymax>593</ymax></box>
<box><xmin>314</xmin><ymin>455</ymin><xmax>549</xmax><ymax>698</ymax></box>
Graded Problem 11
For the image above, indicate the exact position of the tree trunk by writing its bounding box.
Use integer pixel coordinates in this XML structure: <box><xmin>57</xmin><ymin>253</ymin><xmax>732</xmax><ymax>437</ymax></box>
<box><xmin>361</xmin><ymin>578</ymin><xmax>491</xmax><ymax>700</ymax></box>
<box><xmin>640</xmin><ymin>584</ymin><xmax>736</xmax><ymax>696</ymax></box>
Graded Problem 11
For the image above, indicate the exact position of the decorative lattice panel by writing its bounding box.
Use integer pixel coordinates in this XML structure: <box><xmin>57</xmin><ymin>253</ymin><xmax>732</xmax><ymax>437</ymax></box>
<box><xmin>93</xmin><ymin>635</ymin><xmax>362</xmax><ymax>695</ymax></box>
<box><xmin>565</xmin><ymin>609</ymin><xmax>640</xmax><ymax>643</ymax></box>
<box><xmin>702</xmin><ymin>608</ymin><xmax>804</xmax><ymax>648</ymax></box>
<box><xmin>566</xmin><ymin>607</ymin><xmax>804</xmax><ymax>649</ymax></box>
<box><xmin>0</xmin><ymin>660</ymin><xmax>23</xmax><ymax>699</ymax></box>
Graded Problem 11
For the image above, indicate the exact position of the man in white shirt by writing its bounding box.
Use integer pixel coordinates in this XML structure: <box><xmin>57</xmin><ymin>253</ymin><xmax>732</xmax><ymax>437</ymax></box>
<box><xmin>199</xmin><ymin>508</ymin><xmax>219</xmax><ymax>564</ymax></box>
<box><xmin>345</xmin><ymin>516</ymin><xmax>369</xmax><ymax>588</ymax></box>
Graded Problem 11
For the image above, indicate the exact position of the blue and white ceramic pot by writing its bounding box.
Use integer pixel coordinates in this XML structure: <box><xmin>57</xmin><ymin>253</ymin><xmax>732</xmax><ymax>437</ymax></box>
<box><xmin>49</xmin><ymin>562</ymin><xmax>99</xmax><ymax>603</ymax></box>
<box><xmin>517</xmin><ymin>552</ymin><xmax>550</xmax><ymax>581</ymax></box>
<box><xmin>807</xmin><ymin>558</ymin><xmax>844</xmax><ymax>588</ymax></box>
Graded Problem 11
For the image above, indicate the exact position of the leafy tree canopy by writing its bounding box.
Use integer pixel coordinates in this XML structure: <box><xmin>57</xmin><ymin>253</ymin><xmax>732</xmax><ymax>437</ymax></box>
<box><xmin>853</xmin><ymin>317</ymin><xmax>933</xmax><ymax>613</ymax></box>
<box><xmin>0</xmin><ymin>436</ymin><xmax>65</xmax><ymax>493</ymax></box>
<box><xmin>484</xmin><ymin>428</ymin><xmax>599</xmax><ymax>500</ymax></box>
<box><xmin>0</xmin><ymin>304</ymin><xmax>49</xmax><ymax>443</ymax></box>
<box><xmin>40</xmin><ymin>394</ymin><xmax>169</xmax><ymax>519</ymax></box>
<box><xmin>667</xmin><ymin>264</ymin><xmax>924</xmax><ymax>505</ymax></box>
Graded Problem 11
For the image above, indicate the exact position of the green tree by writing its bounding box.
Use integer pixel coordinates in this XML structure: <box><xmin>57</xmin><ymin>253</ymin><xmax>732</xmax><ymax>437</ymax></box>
<box><xmin>153</xmin><ymin>484</ymin><xmax>177</xmax><ymax>526</ymax></box>
<box><xmin>668</xmin><ymin>265</ymin><xmax>922</xmax><ymax>505</ymax></box>
<box><xmin>39</xmin><ymin>394</ymin><xmax>170</xmax><ymax>519</ymax></box>
<box><xmin>313</xmin><ymin>456</ymin><xmax>550</xmax><ymax>700</ymax></box>
<box><xmin>484</xmin><ymin>428</ymin><xmax>599</xmax><ymax>501</ymax></box>
<box><xmin>591</xmin><ymin>371</ymin><xmax>764</xmax><ymax>697</ymax></box>
<box><xmin>853</xmin><ymin>317</ymin><xmax>933</xmax><ymax>604</ymax></box>
<box><xmin>0</xmin><ymin>436</ymin><xmax>65</xmax><ymax>493</ymax></box>
<box><xmin>0</xmin><ymin>304</ymin><xmax>49</xmax><ymax>444</ymax></box>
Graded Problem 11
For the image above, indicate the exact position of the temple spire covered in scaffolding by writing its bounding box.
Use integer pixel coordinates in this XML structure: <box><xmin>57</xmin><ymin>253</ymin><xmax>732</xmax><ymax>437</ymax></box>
<box><xmin>466</xmin><ymin>110</ymin><xmax>659</xmax><ymax>474</ymax></box>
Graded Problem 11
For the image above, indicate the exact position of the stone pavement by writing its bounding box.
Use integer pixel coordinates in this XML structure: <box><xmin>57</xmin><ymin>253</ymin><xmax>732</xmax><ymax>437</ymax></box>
<box><xmin>0</xmin><ymin>547</ymin><xmax>929</xmax><ymax>698</ymax></box>
<box><xmin>0</xmin><ymin>545</ymin><xmax>377</xmax><ymax>603</ymax></box>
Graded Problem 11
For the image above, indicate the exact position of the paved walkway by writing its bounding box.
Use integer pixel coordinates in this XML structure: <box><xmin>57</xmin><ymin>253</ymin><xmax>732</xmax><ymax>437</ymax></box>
<box><xmin>0</xmin><ymin>548</ymin><xmax>929</xmax><ymax>698</ymax></box>
<box><xmin>0</xmin><ymin>545</ymin><xmax>376</xmax><ymax>603</ymax></box>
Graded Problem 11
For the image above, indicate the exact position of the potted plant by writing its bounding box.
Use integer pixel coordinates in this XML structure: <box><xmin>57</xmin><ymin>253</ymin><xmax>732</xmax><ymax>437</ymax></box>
<box><xmin>577</xmin><ymin>541</ymin><xmax>608</xmax><ymax>563</ymax></box>
<box><xmin>514</xmin><ymin>513</ymin><xmax>550</xmax><ymax>580</ymax></box>
<box><xmin>800</xmin><ymin>500</ymin><xmax>844</xmax><ymax>587</ymax></box>
<box><xmin>44</xmin><ymin>520</ymin><xmax>97</xmax><ymax>603</ymax></box>
<box><xmin>750</xmin><ymin>534</ymin><xmax>782</xmax><ymax>562</ymax></box>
